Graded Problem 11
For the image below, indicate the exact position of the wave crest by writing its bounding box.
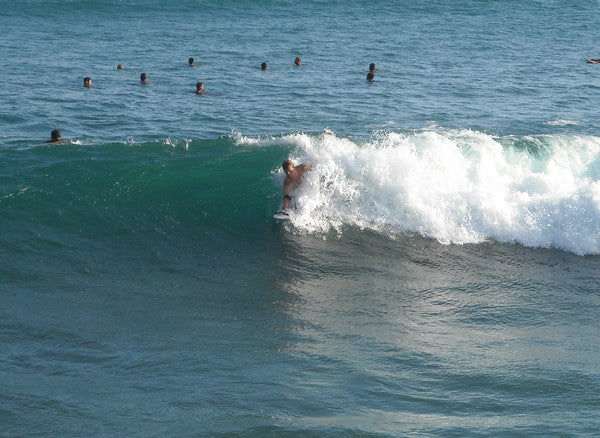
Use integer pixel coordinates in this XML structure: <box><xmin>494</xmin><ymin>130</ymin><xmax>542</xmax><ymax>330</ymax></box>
<box><xmin>268</xmin><ymin>129</ymin><xmax>600</xmax><ymax>255</ymax></box>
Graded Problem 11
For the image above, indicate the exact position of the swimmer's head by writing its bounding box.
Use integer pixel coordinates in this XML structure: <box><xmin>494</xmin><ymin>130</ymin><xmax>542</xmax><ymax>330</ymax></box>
<box><xmin>51</xmin><ymin>129</ymin><xmax>61</xmax><ymax>141</ymax></box>
<box><xmin>369</xmin><ymin>63</ymin><xmax>376</xmax><ymax>71</ymax></box>
<box><xmin>195</xmin><ymin>81</ymin><xmax>204</xmax><ymax>94</ymax></box>
<box><xmin>188</xmin><ymin>57</ymin><xmax>194</xmax><ymax>66</ymax></box>
<box><xmin>117</xmin><ymin>64</ymin><xmax>124</xmax><ymax>70</ymax></box>
<box><xmin>83</xmin><ymin>76</ymin><xmax>92</xmax><ymax>87</ymax></box>
<box><xmin>294</xmin><ymin>57</ymin><xmax>302</xmax><ymax>66</ymax></box>
<box><xmin>140</xmin><ymin>73</ymin><xmax>147</xmax><ymax>82</ymax></box>
<box><xmin>261</xmin><ymin>62</ymin><xmax>268</xmax><ymax>70</ymax></box>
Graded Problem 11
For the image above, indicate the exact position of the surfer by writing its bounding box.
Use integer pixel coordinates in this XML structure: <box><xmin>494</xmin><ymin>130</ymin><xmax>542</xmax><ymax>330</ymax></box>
<box><xmin>280</xmin><ymin>159</ymin><xmax>312</xmax><ymax>211</ymax></box>
<box><xmin>45</xmin><ymin>129</ymin><xmax>62</xmax><ymax>143</ymax></box>
<box><xmin>83</xmin><ymin>76</ymin><xmax>92</xmax><ymax>88</ymax></box>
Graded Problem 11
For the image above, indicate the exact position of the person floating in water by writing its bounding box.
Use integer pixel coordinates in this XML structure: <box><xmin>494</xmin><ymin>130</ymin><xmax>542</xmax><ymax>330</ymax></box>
<box><xmin>261</xmin><ymin>62</ymin><xmax>269</xmax><ymax>71</ymax></box>
<box><xmin>587</xmin><ymin>58</ymin><xmax>600</xmax><ymax>63</ymax></box>
<box><xmin>83</xmin><ymin>76</ymin><xmax>92</xmax><ymax>88</ymax></box>
<box><xmin>366</xmin><ymin>72</ymin><xmax>375</xmax><ymax>82</ymax></box>
<box><xmin>140</xmin><ymin>73</ymin><xmax>149</xmax><ymax>83</ymax></box>
<box><xmin>279</xmin><ymin>159</ymin><xmax>312</xmax><ymax>212</ymax></box>
<box><xmin>117</xmin><ymin>64</ymin><xmax>124</xmax><ymax>70</ymax></box>
<box><xmin>45</xmin><ymin>129</ymin><xmax>63</xmax><ymax>143</ymax></box>
<box><xmin>188</xmin><ymin>57</ymin><xmax>195</xmax><ymax>67</ymax></box>
<box><xmin>294</xmin><ymin>56</ymin><xmax>302</xmax><ymax>66</ymax></box>
<box><xmin>195</xmin><ymin>81</ymin><xmax>205</xmax><ymax>94</ymax></box>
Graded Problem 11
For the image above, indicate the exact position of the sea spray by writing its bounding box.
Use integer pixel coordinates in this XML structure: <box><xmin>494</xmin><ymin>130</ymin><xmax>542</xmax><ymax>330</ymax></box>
<box><xmin>243</xmin><ymin>129</ymin><xmax>600</xmax><ymax>255</ymax></box>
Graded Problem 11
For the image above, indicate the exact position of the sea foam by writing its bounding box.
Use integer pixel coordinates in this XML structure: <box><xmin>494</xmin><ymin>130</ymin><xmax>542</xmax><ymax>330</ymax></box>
<box><xmin>241</xmin><ymin>129</ymin><xmax>600</xmax><ymax>255</ymax></box>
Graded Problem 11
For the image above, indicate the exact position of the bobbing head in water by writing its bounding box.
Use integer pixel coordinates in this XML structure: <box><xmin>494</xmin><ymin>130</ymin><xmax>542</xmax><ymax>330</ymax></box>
<box><xmin>46</xmin><ymin>129</ymin><xmax>62</xmax><ymax>143</ymax></box>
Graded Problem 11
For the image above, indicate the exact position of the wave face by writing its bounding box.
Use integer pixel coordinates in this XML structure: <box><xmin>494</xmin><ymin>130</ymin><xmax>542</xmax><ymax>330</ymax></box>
<box><xmin>0</xmin><ymin>138</ymin><xmax>280</xmax><ymax>257</ymax></box>
<box><xmin>242</xmin><ymin>129</ymin><xmax>600</xmax><ymax>255</ymax></box>
<box><xmin>3</xmin><ymin>129</ymin><xmax>600</xmax><ymax>256</ymax></box>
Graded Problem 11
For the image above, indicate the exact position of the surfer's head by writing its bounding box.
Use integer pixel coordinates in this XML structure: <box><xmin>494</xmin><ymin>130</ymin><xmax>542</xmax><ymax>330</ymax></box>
<box><xmin>282</xmin><ymin>159</ymin><xmax>294</xmax><ymax>174</ymax></box>
<box><xmin>50</xmin><ymin>129</ymin><xmax>61</xmax><ymax>142</ymax></box>
<box><xmin>83</xmin><ymin>76</ymin><xmax>92</xmax><ymax>87</ymax></box>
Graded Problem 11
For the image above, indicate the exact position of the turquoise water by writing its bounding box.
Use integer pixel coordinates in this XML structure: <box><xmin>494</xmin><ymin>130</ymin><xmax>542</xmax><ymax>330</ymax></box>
<box><xmin>2</xmin><ymin>1</ymin><xmax>600</xmax><ymax>436</ymax></box>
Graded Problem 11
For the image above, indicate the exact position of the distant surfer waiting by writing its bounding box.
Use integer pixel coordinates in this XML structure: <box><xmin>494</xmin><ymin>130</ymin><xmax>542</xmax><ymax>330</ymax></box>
<box><xmin>45</xmin><ymin>129</ymin><xmax>63</xmax><ymax>143</ymax></box>
<box><xmin>278</xmin><ymin>159</ymin><xmax>312</xmax><ymax>215</ymax></box>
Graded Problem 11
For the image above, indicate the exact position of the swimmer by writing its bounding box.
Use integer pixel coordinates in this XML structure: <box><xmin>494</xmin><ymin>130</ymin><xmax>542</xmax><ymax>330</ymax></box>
<box><xmin>587</xmin><ymin>58</ymin><xmax>600</xmax><ymax>64</ymax></box>
<box><xmin>294</xmin><ymin>56</ymin><xmax>302</xmax><ymax>66</ymax></box>
<box><xmin>83</xmin><ymin>76</ymin><xmax>92</xmax><ymax>88</ymax></box>
<box><xmin>366</xmin><ymin>72</ymin><xmax>375</xmax><ymax>82</ymax></box>
<box><xmin>369</xmin><ymin>63</ymin><xmax>380</xmax><ymax>73</ymax></box>
<box><xmin>188</xmin><ymin>57</ymin><xmax>195</xmax><ymax>67</ymax></box>
<box><xmin>140</xmin><ymin>73</ymin><xmax>148</xmax><ymax>83</ymax></box>
<box><xmin>195</xmin><ymin>81</ymin><xmax>205</xmax><ymax>94</ymax></box>
<box><xmin>261</xmin><ymin>62</ymin><xmax>269</xmax><ymax>71</ymax></box>
<box><xmin>117</xmin><ymin>64</ymin><xmax>124</xmax><ymax>70</ymax></box>
<box><xmin>45</xmin><ymin>129</ymin><xmax>62</xmax><ymax>143</ymax></box>
<box><xmin>280</xmin><ymin>159</ymin><xmax>312</xmax><ymax>211</ymax></box>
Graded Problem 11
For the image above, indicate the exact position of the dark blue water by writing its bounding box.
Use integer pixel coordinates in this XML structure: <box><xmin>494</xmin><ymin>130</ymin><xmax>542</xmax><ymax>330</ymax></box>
<box><xmin>1</xmin><ymin>1</ymin><xmax>600</xmax><ymax>436</ymax></box>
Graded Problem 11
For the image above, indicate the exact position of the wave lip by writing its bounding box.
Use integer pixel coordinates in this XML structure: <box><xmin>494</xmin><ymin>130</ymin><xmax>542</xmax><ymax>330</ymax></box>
<box><xmin>265</xmin><ymin>129</ymin><xmax>600</xmax><ymax>255</ymax></box>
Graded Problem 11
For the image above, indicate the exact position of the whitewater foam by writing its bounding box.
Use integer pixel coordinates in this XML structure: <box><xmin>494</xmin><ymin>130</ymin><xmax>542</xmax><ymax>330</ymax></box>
<box><xmin>545</xmin><ymin>119</ymin><xmax>580</xmax><ymax>127</ymax></box>
<box><xmin>243</xmin><ymin>129</ymin><xmax>600</xmax><ymax>255</ymax></box>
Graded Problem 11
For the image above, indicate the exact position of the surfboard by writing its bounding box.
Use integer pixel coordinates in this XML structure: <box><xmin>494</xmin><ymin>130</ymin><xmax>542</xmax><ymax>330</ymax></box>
<box><xmin>273</xmin><ymin>210</ymin><xmax>290</xmax><ymax>220</ymax></box>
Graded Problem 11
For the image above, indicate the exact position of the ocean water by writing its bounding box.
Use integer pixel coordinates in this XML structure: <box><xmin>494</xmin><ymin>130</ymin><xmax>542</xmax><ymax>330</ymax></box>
<box><xmin>2</xmin><ymin>1</ymin><xmax>600</xmax><ymax>436</ymax></box>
